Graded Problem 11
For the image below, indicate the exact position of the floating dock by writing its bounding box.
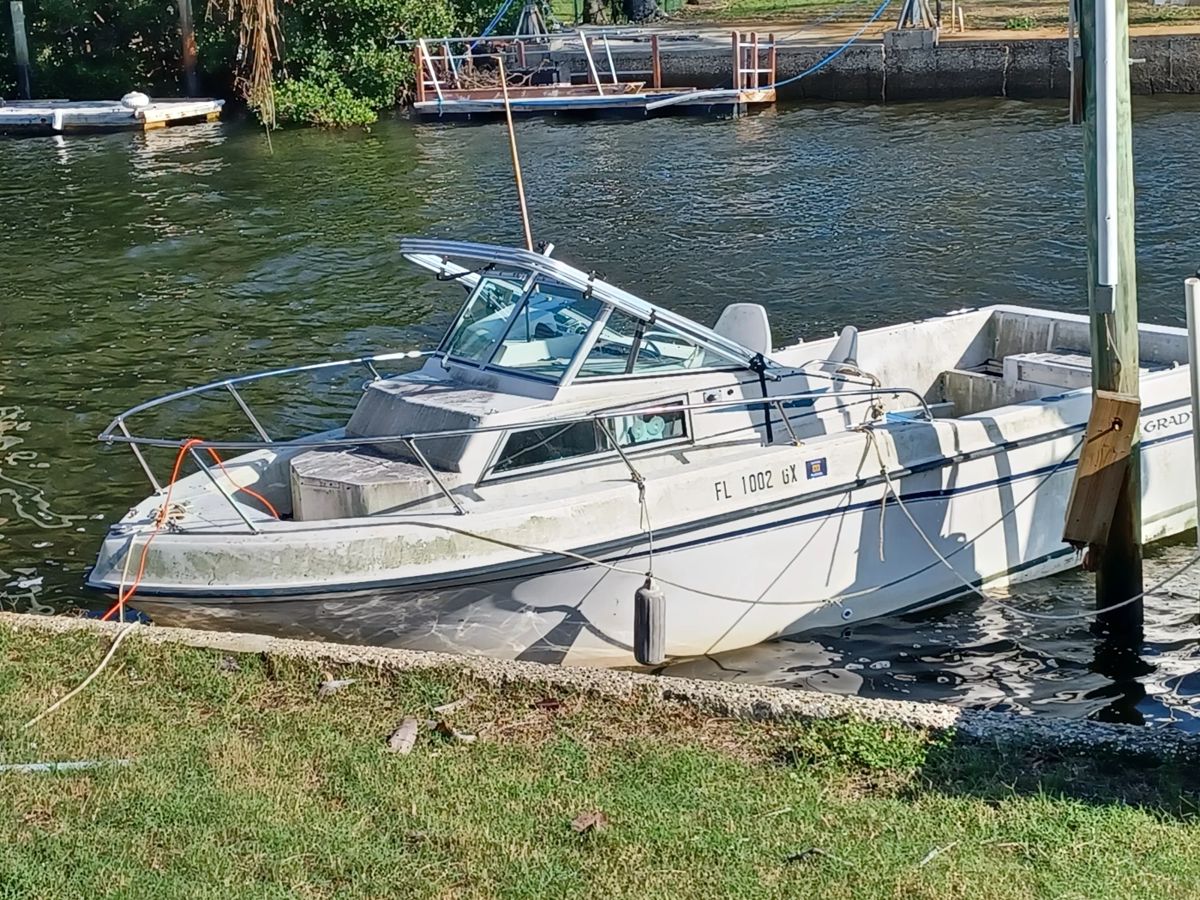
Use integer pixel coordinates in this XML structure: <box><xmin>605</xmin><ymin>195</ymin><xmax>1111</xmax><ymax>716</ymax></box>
<box><xmin>412</xmin><ymin>30</ymin><xmax>776</xmax><ymax>119</ymax></box>
<box><xmin>0</xmin><ymin>98</ymin><xmax>224</xmax><ymax>135</ymax></box>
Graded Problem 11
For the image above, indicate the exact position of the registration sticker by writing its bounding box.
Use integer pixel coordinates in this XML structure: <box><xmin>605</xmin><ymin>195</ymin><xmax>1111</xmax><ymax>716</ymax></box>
<box><xmin>806</xmin><ymin>458</ymin><xmax>827</xmax><ymax>479</ymax></box>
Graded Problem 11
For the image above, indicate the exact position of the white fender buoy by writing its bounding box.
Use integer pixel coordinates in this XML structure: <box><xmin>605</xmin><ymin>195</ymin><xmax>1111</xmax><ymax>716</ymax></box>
<box><xmin>634</xmin><ymin>576</ymin><xmax>666</xmax><ymax>666</ymax></box>
<box><xmin>121</xmin><ymin>91</ymin><xmax>151</xmax><ymax>109</ymax></box>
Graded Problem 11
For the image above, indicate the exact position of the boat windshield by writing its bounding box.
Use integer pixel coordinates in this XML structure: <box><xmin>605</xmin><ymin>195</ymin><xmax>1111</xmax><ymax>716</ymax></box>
<box><xmin>490</xmin><ymin>280</ymin><xmax>603</xmax><ymax>379</ymax></box>
<box><xmin>439</xmin><ymin>266</ymin><xmax>745</xmax><ymax>382</ymax></box>
<box><xmin>442</xmin><ymin>274</ymin><xmax>604</xmax><ymax>380</ymax></box>
<box><xmin>441</xmin><ymin>274</ymin><xmax>526</xmax><ymax>363</ymax></box>
<box><xmin>575</xmin><ymin>309</ymin><xmax>731</xmax><ymax>378</ymax></box>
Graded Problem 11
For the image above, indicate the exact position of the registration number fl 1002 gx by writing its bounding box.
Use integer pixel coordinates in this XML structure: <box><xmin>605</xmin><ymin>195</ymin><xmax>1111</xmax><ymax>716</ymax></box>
<box><xmin>713</xmin><ymin>463</ymin><xmax>803</xmax><ymax>502</ymax></box>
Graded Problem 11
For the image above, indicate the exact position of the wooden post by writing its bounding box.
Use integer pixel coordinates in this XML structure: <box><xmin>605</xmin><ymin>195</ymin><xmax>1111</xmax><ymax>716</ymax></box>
<box><xmin>9</xmin><ymin>1</ymin><xmax>31</xmax><ymax>100</ymax></box>
<box><xmin>768</xmin><ymin>33</ymin><xmax>777</xmax><ymax>86</ymax></box>
<box><xmin>177</xmin><ymin>0</ymin><xmax>199</xmax><ymax>97</ymax></box>
<box><xmin>413</xmin><ymin>45</ymin><xmax>426</xmax><ymax>104</ymax></box>
<box><xmin>731</xmin><ymin>32</ymin><xmax>741</xmax><ymax>90</ymax></box>
<box><xmin>650</xmin><ymin>33</ymin><xmax>661</xmax><ymax>89</ymax></box>
<box><xmin>1079</xmin><ymin>0</ymin><xmax>1142</xmax><ymax>637</ymax></box>
<box><xmin>751</xmin><ymin>32</ymin><xmax>758</xmax><ymax>88</ymax></box>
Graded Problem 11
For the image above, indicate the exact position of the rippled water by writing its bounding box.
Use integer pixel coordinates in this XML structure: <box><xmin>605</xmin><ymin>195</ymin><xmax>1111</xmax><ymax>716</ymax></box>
<box><xmin>2</xmin><ymin>98</ymin><xmax>1199</xmax><ymax>726</ymax></box>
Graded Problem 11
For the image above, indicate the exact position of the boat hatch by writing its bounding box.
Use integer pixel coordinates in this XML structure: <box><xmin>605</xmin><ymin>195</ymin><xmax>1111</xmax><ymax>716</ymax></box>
<box><xmin>401</xmin><ymin>238</ymin><xmax>775</xmax><ymax>387</ymax></box>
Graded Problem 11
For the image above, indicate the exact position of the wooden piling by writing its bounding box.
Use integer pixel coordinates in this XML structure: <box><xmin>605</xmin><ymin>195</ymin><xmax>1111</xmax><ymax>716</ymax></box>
<box><xmin>9</xmin><ymin>1</ymin><xmax>31</xmax><ymax>100</ymax></box>
<box><xmin>413</xmin><ymin>46</ymin><xmax>426</xmax><ymax>104</ymax></box>
<box><xmin>177</xmin><ymin>0</ymin><xmax>199</xmax><ymax>97</ymax></box>
<box><xmin>1078</xmin><ymin>0</ymin><xmax>1143</xmax><ymax>637</ymax></box>
<box><xmin>751</xmin><ymin>32</ymin><xmax>759</xmax><ymax>88</ymax></box>
<box><xmin>650</xmin><ymin>34</ymin><xmax>661</xmax><ymax>89</ymax></box>
<box><xmin>731</xmin><ymin>32</ymin><xmax>741</xmax><ymax>90</ymax></box>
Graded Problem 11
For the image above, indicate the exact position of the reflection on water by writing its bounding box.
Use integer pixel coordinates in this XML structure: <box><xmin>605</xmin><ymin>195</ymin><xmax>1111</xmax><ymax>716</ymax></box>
<box><xmin>2</xmin><ymin>97</ymin><xmax>1199</xmax><ymax>726</ymax></box>
<box><xmin>663</xmin><ymin>536</ymin><xmax>1200</xmax><ymax>728</ymax></box>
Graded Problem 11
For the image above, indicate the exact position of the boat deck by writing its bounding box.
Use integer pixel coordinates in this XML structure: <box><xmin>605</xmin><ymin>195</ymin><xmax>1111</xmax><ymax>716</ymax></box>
<box><xmin>0</xmin><ymin>98</ymin><xmax>224</xmax><ymax>134</ymax></box>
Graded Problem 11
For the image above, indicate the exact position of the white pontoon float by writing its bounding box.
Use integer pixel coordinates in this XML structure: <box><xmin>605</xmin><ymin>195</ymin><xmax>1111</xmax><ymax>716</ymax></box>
<box><xmin>0</xmin><ymin>97</ymin><xmax>223</xmax><ymax>135</ymax></box>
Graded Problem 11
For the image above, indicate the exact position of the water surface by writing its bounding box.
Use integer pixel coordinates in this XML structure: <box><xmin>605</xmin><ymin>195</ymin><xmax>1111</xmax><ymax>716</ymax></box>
<box><xmin>2</xmin><ymin>97</ymin><xmax>1198</xmax><ymax>726</ymax></box>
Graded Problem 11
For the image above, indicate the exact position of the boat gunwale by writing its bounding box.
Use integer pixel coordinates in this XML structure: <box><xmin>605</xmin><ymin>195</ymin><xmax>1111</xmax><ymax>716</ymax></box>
<box><xmin>90</xmin><ymin>419</ymin><xmax>1197</xmax><ymax>602</ymax></box>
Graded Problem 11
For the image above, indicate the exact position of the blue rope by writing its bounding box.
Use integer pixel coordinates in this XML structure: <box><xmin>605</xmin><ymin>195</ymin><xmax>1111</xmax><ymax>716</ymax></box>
<box><xmin>470</xmin><ymin>0</ymin><xmax>517</xmax><ymax>51</ymax></box>
<box><xmin>771</xmin><ymin>0</ymin><xmax>894</xmax><ymax>88</ymax></box>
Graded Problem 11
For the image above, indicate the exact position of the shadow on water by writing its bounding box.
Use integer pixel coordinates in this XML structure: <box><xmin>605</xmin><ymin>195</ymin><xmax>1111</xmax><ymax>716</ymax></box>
<box><xmin>2</xmin><ymin>97</ymin><xmax>1200</xmax><ymax>725</ymax></box>
<box><xmin>665</xmin><ymin>534</ymin><xmax>1200</xmax><ymax>730</ymax></box>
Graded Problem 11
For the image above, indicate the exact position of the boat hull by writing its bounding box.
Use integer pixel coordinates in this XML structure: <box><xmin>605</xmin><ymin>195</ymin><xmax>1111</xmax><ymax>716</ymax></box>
<box><xmin>94</xmin><ymin>407</ymin><xmax>1197</xmax><ymax>667</ymax></box>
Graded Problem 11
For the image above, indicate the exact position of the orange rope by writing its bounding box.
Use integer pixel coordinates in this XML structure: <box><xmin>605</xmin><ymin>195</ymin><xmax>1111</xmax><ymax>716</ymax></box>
<box><xmin>205</xmin><ymin>447</ymin><xmax>280</xmax><ymax>519</ymax></box>
<box><xmin>101</xmin><ymin>438</ymin><xmax>202</xmax><ymax>622</ymax></box>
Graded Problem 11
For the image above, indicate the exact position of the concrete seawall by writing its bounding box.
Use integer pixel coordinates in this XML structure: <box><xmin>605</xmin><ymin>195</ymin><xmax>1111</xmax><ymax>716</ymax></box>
<box><xmin>559</xmin><ymin>34</ymin><xmax>1200</xmax><ymax>101</ymax></box>
<box><xmin>6</xmin><ymin>611</ymin><xmax>1200</xmax><ymax>760</ymax></box>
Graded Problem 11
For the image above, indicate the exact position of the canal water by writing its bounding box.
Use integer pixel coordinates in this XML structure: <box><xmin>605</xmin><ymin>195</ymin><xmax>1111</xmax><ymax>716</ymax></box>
<box><xmin>2</xmin><ymin>97</ymin><xmax>1199</xmax><ymax>727</ymax></box>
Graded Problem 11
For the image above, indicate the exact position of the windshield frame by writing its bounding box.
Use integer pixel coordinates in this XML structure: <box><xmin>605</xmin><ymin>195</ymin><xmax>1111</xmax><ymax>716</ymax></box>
<box><xmin>432</xmin><ymin>261</ymin><xmax>752</xmax><ymax>387</ymax></box>
<box><xmin>435</xmin><ymin>269</ymin><xmax>535</xmax><ymax>366</ymax></box>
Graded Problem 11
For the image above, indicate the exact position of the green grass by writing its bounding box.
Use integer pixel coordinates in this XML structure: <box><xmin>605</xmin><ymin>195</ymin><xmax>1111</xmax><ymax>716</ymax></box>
<box><xmin>680</xmin><ymin>0</ymin><xmax>1200</xmax><ymax>28</ymax></box>
<box><xmin>1004</xmin><ymin>15</ymin><xmax>1038</xmax><ymax>29</ymax></box>
<box><xmin>3</xmin><ymin>625</ymin><xmax>1200</xmax><ymax>898</ymax></box>
<box><xmin>680</xmin><ymin>0</ymin><xmax>849</xmax><ymax>24</ymax></box>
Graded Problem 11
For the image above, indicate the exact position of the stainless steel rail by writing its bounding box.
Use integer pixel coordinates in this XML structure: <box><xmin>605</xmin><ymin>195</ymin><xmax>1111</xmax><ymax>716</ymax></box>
<box><xmin>97</xmin><ymin>345</ymin><xmax>932</xmax><ymax>526</ymax></box>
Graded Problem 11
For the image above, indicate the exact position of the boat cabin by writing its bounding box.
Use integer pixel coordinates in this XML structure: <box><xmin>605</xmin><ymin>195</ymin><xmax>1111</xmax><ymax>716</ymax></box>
<box><xmin>288</xmin><ymin>239</ymin><xmax>845</xmax><ymax>519</ymax></box>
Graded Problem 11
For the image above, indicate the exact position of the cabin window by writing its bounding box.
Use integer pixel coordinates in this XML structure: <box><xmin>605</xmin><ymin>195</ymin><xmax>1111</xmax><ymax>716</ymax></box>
<box><xmin>606</xmin><ymin>409</ymin><xmax>687</xmax><ymax>447</ymax></box>
<box><xmin>575</xmin><ymin>310</ymin><xmax>735</xmax><ymax>378</ymax></box>
<box><xmin>491</xmin><ymin>405</ymin><xmax>689</xmax><ymax>475</ymax></box>
<box><xmin>442</xmin><ymin>275</ymin><xmax>525</xmax><ymax>364</ymax></box>
<box><xmin>492</xmin><ymin>421</ymin><xmax>604</xmax><ymax>473</ymax></box>
<box><xmin>489</xmin><ymin>281</ymin><xmax>603</xmax><ymax>380</ymax></box>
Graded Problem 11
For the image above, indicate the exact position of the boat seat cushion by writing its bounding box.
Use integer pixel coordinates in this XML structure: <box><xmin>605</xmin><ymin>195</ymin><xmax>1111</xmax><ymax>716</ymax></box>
<box><xmin>492</xmin><ymin>334</ymin><xmax>583</xmax><ymax>368</ymax></box>
<box><xmin>289</xmin><ymin>447</ymin><xmax>462</xmax><ymax>520</ymax></box>
<box><xmin>714</xmin><ymin>303</ymin><xmax>772</xmax><ymax>355</ymax></box>
<box><xmin>828</xmin><ymin>326</ymin><xmax>858</xmax><ymax>367</ymax></box>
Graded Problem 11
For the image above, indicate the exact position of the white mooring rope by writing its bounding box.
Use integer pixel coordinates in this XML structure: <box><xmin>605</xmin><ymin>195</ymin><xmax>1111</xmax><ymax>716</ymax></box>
<box><xmin>862</xmin><ymin>427</ymin><xmax>1200</xmax><ymax>623</ymax></box>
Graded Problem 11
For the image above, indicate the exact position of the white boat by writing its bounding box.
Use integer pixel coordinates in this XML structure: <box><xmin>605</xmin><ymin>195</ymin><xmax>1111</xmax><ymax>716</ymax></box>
<box><xmin>88</xmin><ymin>238</ymin><xmax>1198</xmax><ymax>666</ymax></box>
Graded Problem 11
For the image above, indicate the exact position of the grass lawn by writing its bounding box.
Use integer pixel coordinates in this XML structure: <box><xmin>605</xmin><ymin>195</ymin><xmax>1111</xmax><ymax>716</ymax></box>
<box><xmin>676</xmin><ymin>0</ymin><xmax>1200</xmax><ymax>30</ymax></box>
<box><xmin>3</xmin><ymin>624</ymin><xmax>1200</xmax><ymax>898</ymax></box>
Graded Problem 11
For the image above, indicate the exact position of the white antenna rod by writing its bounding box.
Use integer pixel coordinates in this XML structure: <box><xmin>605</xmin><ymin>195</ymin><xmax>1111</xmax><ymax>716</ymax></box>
<box><xmin>1095</xmin><ymin>0</ymin><xmax>1119</xmax><ymax>294</ymax></box>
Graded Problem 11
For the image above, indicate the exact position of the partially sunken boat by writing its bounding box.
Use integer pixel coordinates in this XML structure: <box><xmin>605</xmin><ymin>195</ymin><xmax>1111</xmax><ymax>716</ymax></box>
<box><xmin>89</xmin><ymin>239</ymin><xmax>1197</xmax><ymax>666</ymax></box>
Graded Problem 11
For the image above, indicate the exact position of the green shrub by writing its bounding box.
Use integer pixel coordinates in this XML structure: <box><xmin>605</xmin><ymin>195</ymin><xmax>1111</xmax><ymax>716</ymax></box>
<box><xmin>0</xmin><ymin>0</ymin><xmax>467</xmax><ymax>127</ymax></box>
<box><xmin>274</xmin><ymin>72</ymin><xmax>379</xmax><ymax>127</ymax></box>
<box><xmin>0</xmin><ymin>0</ymin><xmax>199</xmax><ymax>99</ymax></box>
<box><xmin>1004</xmin><ymin>15</ymin><xmax>1038</xmax><ymax>30</ymax></box>
<box><xmin>267</xmin><ymin>0</ymin><xmax>459</xmax><ymax>127</ymax></box>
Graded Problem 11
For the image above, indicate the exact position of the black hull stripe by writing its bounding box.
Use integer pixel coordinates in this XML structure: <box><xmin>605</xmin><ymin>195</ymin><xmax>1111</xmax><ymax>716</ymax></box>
<box><xmin>88</xmin><ymin>409</ymin><xmax>1191</xmax><ymax>602</ymax></box>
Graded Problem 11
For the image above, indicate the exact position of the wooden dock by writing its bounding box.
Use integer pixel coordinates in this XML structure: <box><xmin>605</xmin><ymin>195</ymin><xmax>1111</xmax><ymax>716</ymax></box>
<box><xmin>412</xmin><ymin>31</ymin><xmax>776</xmax><ymax>120</ymax></box>
<box><xmin>0</xmin><ymin>98</ymin><xmax>223</xmax><ymax>135</ymax></box>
